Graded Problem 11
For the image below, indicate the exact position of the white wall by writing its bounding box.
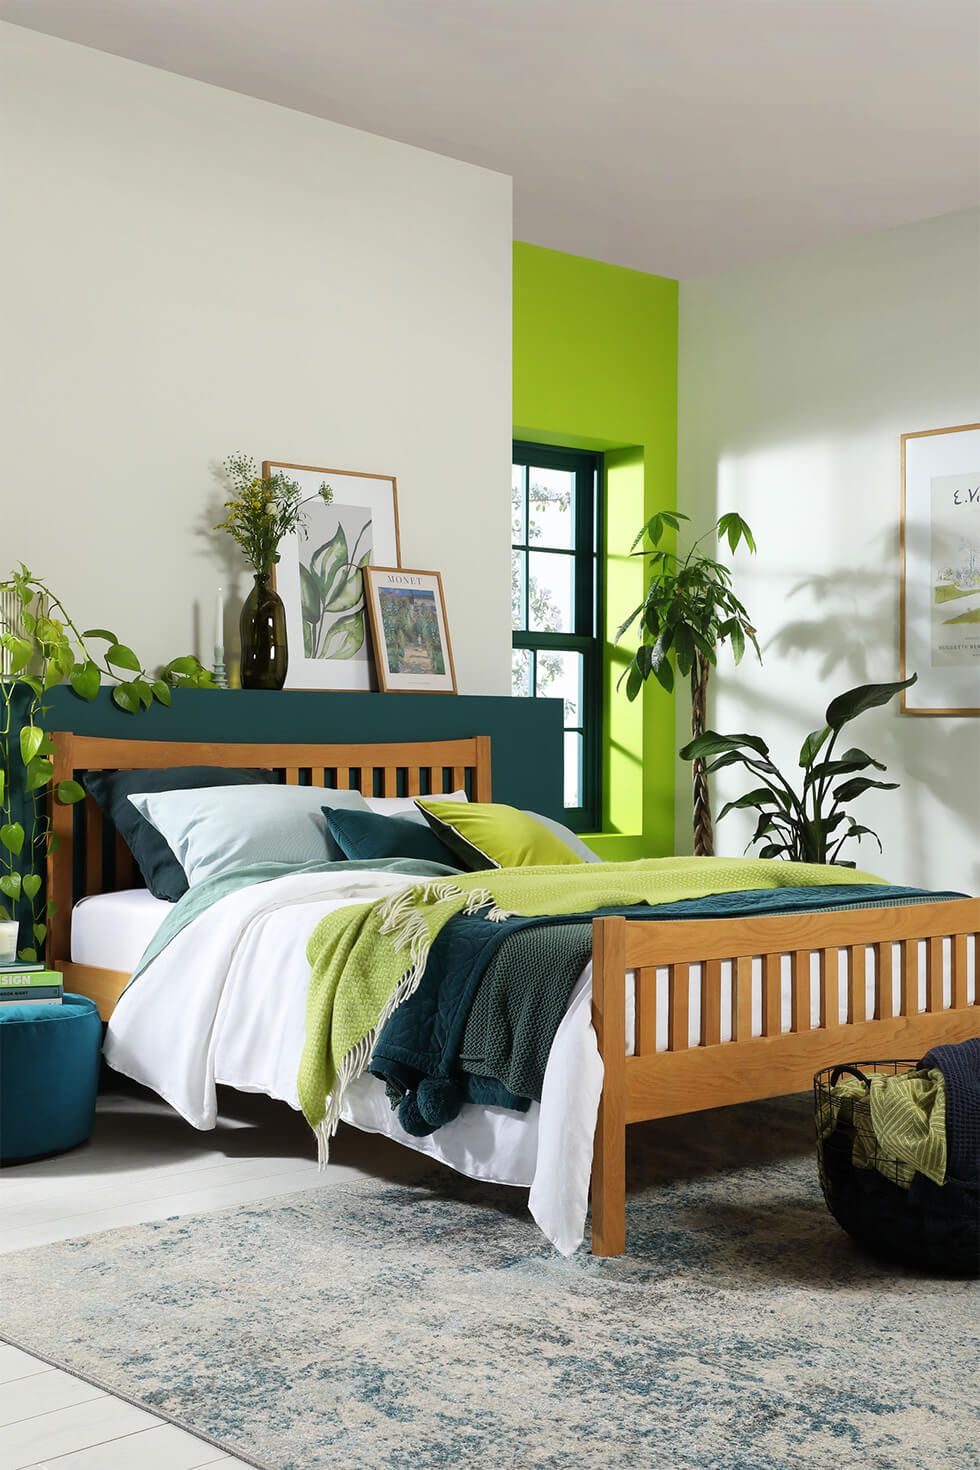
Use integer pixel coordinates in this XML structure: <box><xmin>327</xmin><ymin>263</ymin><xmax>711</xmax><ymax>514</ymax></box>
<box><xmin>678</xmin><ymin>208</ymin><xmax>980</xmax><ymax>891</ymax></box>
<box><xmin>1</xmin><ymin>24</ymin><xmax>512</xmax><ymax>694</ymax></box>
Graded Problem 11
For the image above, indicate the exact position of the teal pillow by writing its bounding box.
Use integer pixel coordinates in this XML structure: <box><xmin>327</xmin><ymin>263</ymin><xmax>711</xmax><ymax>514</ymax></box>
<box><xmin>83</xmin><ymin>766</ymin><xmax>275</xmax><ymax>902</ymax></box>
<box><xmin>325</xmin><ymin>808</ymin><xmax>461</xmax><ymax>869</ymax></box>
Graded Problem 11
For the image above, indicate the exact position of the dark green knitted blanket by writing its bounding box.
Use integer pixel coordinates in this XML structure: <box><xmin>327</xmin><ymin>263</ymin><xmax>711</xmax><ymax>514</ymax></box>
<box><xmin>370</xmin><ymin>883</ymin><xmax>959</xmax><ymax>1137</ymax></box>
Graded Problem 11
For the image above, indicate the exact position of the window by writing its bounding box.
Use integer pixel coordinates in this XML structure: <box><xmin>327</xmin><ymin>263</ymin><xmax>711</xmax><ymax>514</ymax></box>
<box><xmin>511</xmin><ymin>441</ymin><xmax>601</xmax><ymax>831</ymax></box>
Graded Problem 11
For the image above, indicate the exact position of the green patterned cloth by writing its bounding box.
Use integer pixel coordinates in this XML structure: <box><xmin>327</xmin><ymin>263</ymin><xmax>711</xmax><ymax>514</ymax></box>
<box><xmin>822</xmin><ymin>1070</ymin><xmax>947</xmax><ymax>1189</ymax></box>
<box><xmin>299</xmin><ymin>855</ymin><xmax>884</xmax><ymax>1155</ymax></box>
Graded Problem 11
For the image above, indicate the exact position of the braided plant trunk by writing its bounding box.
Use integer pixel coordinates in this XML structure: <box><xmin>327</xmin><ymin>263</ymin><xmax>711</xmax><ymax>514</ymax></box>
<box><xmin>690</xmin><ymin>654</ymin><xmax>714</xmax><ymax>857</ymax></box>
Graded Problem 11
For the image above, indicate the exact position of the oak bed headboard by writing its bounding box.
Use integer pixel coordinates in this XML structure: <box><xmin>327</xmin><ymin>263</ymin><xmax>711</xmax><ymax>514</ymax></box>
<box><xmin>46</xmin><ymin>732</ymin><xmax>492</xmax><ymax>966</ymax></box>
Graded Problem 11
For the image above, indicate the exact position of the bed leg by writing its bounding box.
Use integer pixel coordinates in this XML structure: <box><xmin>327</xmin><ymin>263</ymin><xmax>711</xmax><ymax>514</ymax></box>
<box><xmin>591</xmin><ymin>917</ymin><xmax>627</xmax><ymax>1257</ymax></box>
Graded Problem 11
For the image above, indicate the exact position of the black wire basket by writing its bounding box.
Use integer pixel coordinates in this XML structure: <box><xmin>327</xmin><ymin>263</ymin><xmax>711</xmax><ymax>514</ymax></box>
<box><xmin>814</xmin><ymin>1059</ymin><xmax>979</xmax><ymax>1275</ymax></box>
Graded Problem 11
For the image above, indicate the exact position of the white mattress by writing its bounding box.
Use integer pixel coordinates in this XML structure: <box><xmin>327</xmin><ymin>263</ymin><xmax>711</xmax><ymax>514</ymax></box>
<box><xmin>71</xmin><ymin>889</ymin><xmax>173</xmax><ymax>972</ymax></box>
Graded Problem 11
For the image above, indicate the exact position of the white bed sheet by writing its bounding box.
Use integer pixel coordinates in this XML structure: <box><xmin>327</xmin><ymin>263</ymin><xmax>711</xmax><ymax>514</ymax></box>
<box><xmin>71</xmin><ymin>890</ymin><xmax>174</xmax><ymax>972</ymax></box>
<box><xmin>99</xmin><ymin>875</ymin><xmax>973</xmax><ymax>1257</ymax></box>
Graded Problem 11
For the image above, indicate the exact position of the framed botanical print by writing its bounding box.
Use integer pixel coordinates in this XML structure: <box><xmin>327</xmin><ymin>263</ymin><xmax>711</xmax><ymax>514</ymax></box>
<box><xmin>901</xmin><ymin>424</ymin><xmax>980</xmax><ymax>715</ymax></box>
<box><xmin>363</xmin><ymin>566</ymin><xmax>457</xmax><ymax>694</ymax></box>
<box><xmin>265</xmin><ymin>462</ymin><xmax>400</xmax><ymax>690</ymax></box>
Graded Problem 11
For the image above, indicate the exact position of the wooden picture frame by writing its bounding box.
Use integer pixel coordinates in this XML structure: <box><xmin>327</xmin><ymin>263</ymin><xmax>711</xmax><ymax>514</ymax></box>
<box><xmin>363</xmin><ymin>566</ymin><xmax>457</xmax><ymax>694</ymax></box>
<box><xmin>264</xmin><ymin>461</ymin><xmax>401</xmax><ymax>692</ymax></box>
<box><xmin>900</xmin><ymin>423</ymin><xmax>980</xmax><ymax>715</ymax></box>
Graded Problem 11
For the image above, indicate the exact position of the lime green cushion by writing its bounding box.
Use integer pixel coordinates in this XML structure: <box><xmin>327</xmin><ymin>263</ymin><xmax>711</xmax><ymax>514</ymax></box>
<box><xmin>415</xmin><ymin>800</ymin><xmax>585</xmax><ymax>870</ymax></box>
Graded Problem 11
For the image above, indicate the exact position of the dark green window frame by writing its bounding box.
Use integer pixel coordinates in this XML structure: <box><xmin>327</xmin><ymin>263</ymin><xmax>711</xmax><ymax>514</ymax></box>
<box><xmin>511</xmin><ymin>440</ymin><xmax>602</xmax><ymax>832</ymax></box>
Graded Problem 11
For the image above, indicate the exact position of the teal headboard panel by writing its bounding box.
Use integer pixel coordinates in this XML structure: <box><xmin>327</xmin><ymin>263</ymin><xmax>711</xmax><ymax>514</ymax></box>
<box><xmin>40</xmin><ymin>687</ymin><xmax>565</xmax><ymax>818</ymax></box>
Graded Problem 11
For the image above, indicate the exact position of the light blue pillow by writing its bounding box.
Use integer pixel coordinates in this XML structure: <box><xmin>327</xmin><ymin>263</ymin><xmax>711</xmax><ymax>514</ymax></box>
<box><xmin>525</xmin><ymin>812</ymin><xmax>602</xmax><ymax>862</ymax></box>
<box><xmin>128</xmin><ymin>784</ymin><xmax>370</xmax><ymax>886</ymax></box>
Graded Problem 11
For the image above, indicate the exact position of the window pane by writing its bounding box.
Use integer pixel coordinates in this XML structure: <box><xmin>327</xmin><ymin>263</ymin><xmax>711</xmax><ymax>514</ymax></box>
<box><xmin>535</xmin><ymin>649</ymin><xmax>582</xmax><ymax>725</ymax></box>
<box><xmin>511</xmin><ymin>550</ymin><xmax>526</xmax><ymax>631</ymax></box>
<box><xmin>564</xmin><ymin>731</ymin><xmax>583</xmax><ymax>809</ymax></box>
<box><xmin>528</xmin><ymin>467</ymin><xmax>575</xmax><ymax>550</ymax></box>
<box><xmin>511</xmin><ymin>463</ymin><xmax>525</xmax><ymax>543</ymax></box>
<box><xmin>511</xmin><ymin>646</ymin><xmax>531</xmax><ymax>698</ymax></box>
<box><xmin>528</xmin><ymin>551</ymin><xmax>574</xmax><ymax>633</ymax></box>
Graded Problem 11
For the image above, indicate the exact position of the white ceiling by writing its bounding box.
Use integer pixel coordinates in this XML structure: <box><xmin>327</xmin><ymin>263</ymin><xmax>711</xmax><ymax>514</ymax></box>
<box><xmin>4</xmin><ymin>0</ymin><xmax>979</xmax><ymax>277</ymax></box>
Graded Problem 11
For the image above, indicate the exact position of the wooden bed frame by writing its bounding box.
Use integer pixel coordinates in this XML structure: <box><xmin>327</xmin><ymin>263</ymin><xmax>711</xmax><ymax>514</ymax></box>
<box><xmin>48</xmin><ymin>731</ymin><xmax>980</xmax><ymax>1258</ymax></box>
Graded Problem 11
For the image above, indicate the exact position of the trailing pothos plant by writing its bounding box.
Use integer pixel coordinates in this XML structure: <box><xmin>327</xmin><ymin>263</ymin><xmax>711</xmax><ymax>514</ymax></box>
<box><xmin>617</xmin><ymin>508</ymin><xmax>760</xmax><ymax>857</ymax></box>
<box><xmin>679</xmin><ymin>675</ymin><xmax>916</xmax><ymax>866</ymax></box>
<box><xmin>0</xmin><ymin>566</ymin><xmax>213</xmax><ymax>960</ymax></box>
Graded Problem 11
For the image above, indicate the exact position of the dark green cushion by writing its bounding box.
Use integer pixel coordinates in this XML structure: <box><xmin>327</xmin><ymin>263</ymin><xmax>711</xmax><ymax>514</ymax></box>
<box><xmin>0</xmin><ymin>994</ymin><xmax>102</xmax><ymax>1163</ymax></box>
<box><xmin>83</xmin><ymin>766</ymin><xmax>274</xmax><ymax>902</ymax></box>
<box><xmin>325</xmin><ymin>807</ymin><xmax>461</xmax><ymax>869</ymax></box>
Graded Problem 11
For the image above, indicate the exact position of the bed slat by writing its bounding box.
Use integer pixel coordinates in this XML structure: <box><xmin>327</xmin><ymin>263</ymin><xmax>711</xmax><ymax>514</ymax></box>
<box><xmin>762</xmin><ymin>952</ymin><xmax>781</xmax><ymax>1037</ymax></box>
<box><xmin>667</xmin><ymin>965</ymin><xmax>689</xmax><ymax>1051</ymax></box>
<box><xmin>635</xmin><ymin>967</ymin><xmax>657</xmax><ymax>1056</ymax></box>
<box><xmin>848</xmin><ymin>944</ymin><xmax>866</xmax><ymax>1023</ymax></box>
<box><xmin>926</xmin><ymin>936</ymin><xmax>944</xmax><ymax>1012</ymax></box>
<box><xmin>820</xmin><ymin>948</ymin><xmax>839</xmax><ymax>1027</ymax></box>
<box><xmin>791</xmin><ymin>949</ymin><xmax>810</xmax><ymax>1032</ymax></box>
<box><xmin>734</xmin><ymin>955</ymin><xmax>753</xmax><ymax>1041</ymax></box>
<box><xmin>875</xmin><ymin>941</ymin><xmax>894</xmax><ymax>1020</ymax></box>
<box><xmin>902</xmin><ymin>938</ymin><xmax>919</xmax><ymax>1017</ymax></box>
<box><xmin>952</xmin><ymin>934</ymin><xmax>969</xmax><ymax>1011</ymax></box>
<box><xmin>701</xmin><ymin>958</ymin><xmax>722</xmax><ymax>1047</ymax></box>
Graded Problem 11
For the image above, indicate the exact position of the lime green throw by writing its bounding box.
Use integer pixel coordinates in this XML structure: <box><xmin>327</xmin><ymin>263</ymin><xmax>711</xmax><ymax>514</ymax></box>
<box><xmin>824</xmin><ymin>1070</ymin><xmax>947</xmax><ymax>1188</ymax></box>
<box><xmin>299</xmin><ymin>855</ymin><xmax>884</xmax><ymax>1157</ymax></box>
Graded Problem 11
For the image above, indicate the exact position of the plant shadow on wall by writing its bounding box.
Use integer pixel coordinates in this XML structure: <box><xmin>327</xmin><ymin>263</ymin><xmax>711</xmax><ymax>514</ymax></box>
<box><xmin>767</xmin><ymin>547</ymin><xmax>979</xmax><ymax>884</ymax></box>
<box><xmin>0</xmin><ymin>568</ymin><xmax>212</xmax><ymax>958</ymax></box>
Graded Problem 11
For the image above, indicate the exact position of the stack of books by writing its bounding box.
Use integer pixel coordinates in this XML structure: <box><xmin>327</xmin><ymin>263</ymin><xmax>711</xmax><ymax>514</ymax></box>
<box><xmin>0</xmin><ymin>962</ymin><xmax>64</xmax><ymax>1006</ymax></box>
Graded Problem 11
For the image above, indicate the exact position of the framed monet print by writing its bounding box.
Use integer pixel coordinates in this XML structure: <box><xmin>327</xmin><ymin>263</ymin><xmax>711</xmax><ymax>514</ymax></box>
<box><xmin>901</xmin><ymin>423</ymin><xmax>980</xmax><ymax>715</ymax></box>
<box><xmin>265</xmin><ymin>461</ymin><xmax>400</xmax><ymax>690</ymax></box>
<box><xmin>363</xmin><ymin>566</ymin><xmax>457</xmax><ymax>694</ymax></box>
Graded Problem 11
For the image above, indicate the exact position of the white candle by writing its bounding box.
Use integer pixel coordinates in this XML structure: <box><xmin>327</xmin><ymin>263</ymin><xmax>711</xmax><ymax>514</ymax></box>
<box><xmin>214</xmin><ymin>586</ymin><xmax>224</xmax><ymax>661</ymax></box>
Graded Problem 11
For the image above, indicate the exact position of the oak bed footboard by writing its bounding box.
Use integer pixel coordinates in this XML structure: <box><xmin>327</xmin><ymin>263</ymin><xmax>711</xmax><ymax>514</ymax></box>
<box><xmin>590</xmin><ymin>899</ymin><xmax>980</xmax><ymax>1257</ymax></box>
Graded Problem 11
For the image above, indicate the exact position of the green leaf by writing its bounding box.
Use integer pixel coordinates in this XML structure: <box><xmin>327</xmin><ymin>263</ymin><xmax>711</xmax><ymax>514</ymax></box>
<box><xmin>324</xmin><ymin>564</ymin><xmax>366</xmax><ymax>614</ymax></box>
<box><xmin>18</xmin><ymin>947</ymin><xmax>37</xmax><ymax>963</ymax></box>
<box><xmin>70</xmin><ymin>660</ymin><xmax>102</xmax><ymax>701</ymax></box>
<box><xmin>25</xmin><ymin>756</ymin><xmax>54</xmax><ymax>793</ymax></box>
<box><xmin>81</xmin><ymin>628</ymin><xmax>118</xmax><ymax>643</ymax></box>
<box><xmin>130</xmin><ymin>679</ymin><xmax>154</xmax><ymax>710</ymax></box>
<box><xmin>717</xmin><ymin>787</ymin><xmax>784</xmax><ymax>821</ymax></box>
<box><xmin>112</xmin><ymin>683</ymin><xmax>140</xmax><ymax>713</ymax></box>
<box><xmin>318</xmin><ymin>608</ymin><xmax>365</xmax><ymax>661</ymax></box>
<box><xmin>22</xmin><ymin>874</ymin><xmax>42</xmax><ymax>901</ymax></box>
<box><xmin>653</xmin><ymin>656</ymin><xmax>674</xmax><ymax>693</ymax></box>
<box><xmin>32</xmin><ymin>923</ymin><xmax>46</xmax><ymax>944</ymax></box>
<box><xmin>0</xmin><ymin>822</ymin><xmax>25</xmax><ymax>856</ymax></box>
<box><xmin>1</xmin><ymin>634</ymin><xmax>32</xmax><ymax>674</ymax></box>
<box><xmin>300</xmin><ymin>562</ymin><xmax>322</xmax><ymax>625</ymax></box>
<box><xmin>799</xmin><ymin>725</ymin><xmax>831</xmax><ymax>767</ymax></box>
<box><xmin>831</xmin><ymin>777</ymin><xmax>900</xmax><ymax>803</ymax></box>
<box><xmin>310</xmin><ymin>525</ymin><xmax>349</xmax><ymax>607</ymax></box>
<box><xmin>163</xmin><ymin>655</ymin><xmax>199</xmax><ymax>677</ymax></box>
<box><xmin>19</xmin><ymin>725</ymin><xmax>43</xmax><ymax>765</ymax></box>
<box><xmin>825</xmin><ymin>675</ymin><xmax>917</xmax><ymax>731</ymax></box>
<box><xmin>0</xmin><ymin>874</ymin><xmax>21</xmax><ymax>901</ymax></box>
<box><xmin>150</xmin><ymin>679</ymin><xmax>171</xmax><ymax>706</ymax></box>
<box><xmin>728</xmin><ymin>619</ymin><xmax>745</xmax><ymax>663</ymax></box>
<box><xmin>624</xmin><ymin>663</ymin><xmax>643</xmax><ymax>701</ymax></box>
<box><xmin>106</xmin><ymin>643</ymin><xmax>142</xmax><ymax>673</ymax></box>
<box><xmin>680</xmin><ymin>731</ymin><xmax>771</xmax><ymax>762</ymax></box>
<box><xmin>56</xmin><ymin>779</ymin><xmax>86</xmax><ymax>804</ymax></box>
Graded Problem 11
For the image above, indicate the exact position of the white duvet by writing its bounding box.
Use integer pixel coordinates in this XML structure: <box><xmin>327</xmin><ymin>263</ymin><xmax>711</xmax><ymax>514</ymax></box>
<box><xmin>103</xmin><ymin>869</ymin><xmax>603</xmax><ymax>1255</ymax></box>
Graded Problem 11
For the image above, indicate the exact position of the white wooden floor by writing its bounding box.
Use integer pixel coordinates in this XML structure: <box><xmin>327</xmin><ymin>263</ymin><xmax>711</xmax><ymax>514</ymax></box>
<box><xmin>0</xmin><ymin>1077</ymin><xmax>430</xmax><ymax>1469</ymax></box>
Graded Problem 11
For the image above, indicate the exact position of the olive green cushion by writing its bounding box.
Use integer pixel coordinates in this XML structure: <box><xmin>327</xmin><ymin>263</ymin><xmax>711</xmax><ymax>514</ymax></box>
<box><xmin>414</xmin><ymin>800</ymin><xmax>585</xmax><ymax>870</ymax></box>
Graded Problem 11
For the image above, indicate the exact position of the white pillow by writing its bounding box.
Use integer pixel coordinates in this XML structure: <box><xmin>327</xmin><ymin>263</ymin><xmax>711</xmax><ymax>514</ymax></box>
<box><xmin>526</xmin><ymin>811</ymin><xmax>602</xmax><ymax>862</ymax></box>
<box><xmin>364</xmin><ymin>789</ymin><xmax>469</xmax><ymax>826</ymax></box>
<box><xmin>128</xmin><ymin>783</ymin><xmax>370</xmax><ymax>885</ymax></box>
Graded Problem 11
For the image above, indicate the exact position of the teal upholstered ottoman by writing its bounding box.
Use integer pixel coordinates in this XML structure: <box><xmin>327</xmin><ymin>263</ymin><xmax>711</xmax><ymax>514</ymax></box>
<box><xmin>0</xmin><ymin>994</ymin><xmax>102</xmax><ymax>1164</ymax></box>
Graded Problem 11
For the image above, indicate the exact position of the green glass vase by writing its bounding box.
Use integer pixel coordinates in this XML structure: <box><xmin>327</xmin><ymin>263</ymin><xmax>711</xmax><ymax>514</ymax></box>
<box><xmin>239</xmin><ymin>572</ymin><xmax>287</xmax><ymax>690</ymax></box>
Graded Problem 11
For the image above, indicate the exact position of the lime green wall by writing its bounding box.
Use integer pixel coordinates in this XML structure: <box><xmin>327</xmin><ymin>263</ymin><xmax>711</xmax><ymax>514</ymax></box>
<box><xmin>513</xmin><ymin>241</ymin><xmax>678</xmax><ymax>857</ymax></box>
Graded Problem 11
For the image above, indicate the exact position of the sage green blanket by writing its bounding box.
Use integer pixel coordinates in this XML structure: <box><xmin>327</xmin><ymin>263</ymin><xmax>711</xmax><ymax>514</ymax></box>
<box><xmin>299</xmin><ymin>855</ymin><xmax>884</xmax><ymax>1155</ymax></box>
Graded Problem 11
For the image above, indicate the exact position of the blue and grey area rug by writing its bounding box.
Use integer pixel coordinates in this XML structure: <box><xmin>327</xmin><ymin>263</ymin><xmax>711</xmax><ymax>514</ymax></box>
<box><xmin>1</xmin><ymin>1097</ymin><xmax>976</xmax><ymax>1470</ymax></box>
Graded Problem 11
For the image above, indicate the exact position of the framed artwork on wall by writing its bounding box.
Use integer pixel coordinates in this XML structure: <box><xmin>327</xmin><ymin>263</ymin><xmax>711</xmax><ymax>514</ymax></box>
<box><xmin>363</xmin><ymin>566</ymin><xmax>457</xmax><ymax>694</ymax></box>
<box><xmin>265</xmin><ymin>461</ymin><xmax>400</xmax><ymax>690</ymax></box>
<box><xmin>901</xmin><ymin>423</ymin><xmax>980</xmax><ymax>715</ymax></box>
